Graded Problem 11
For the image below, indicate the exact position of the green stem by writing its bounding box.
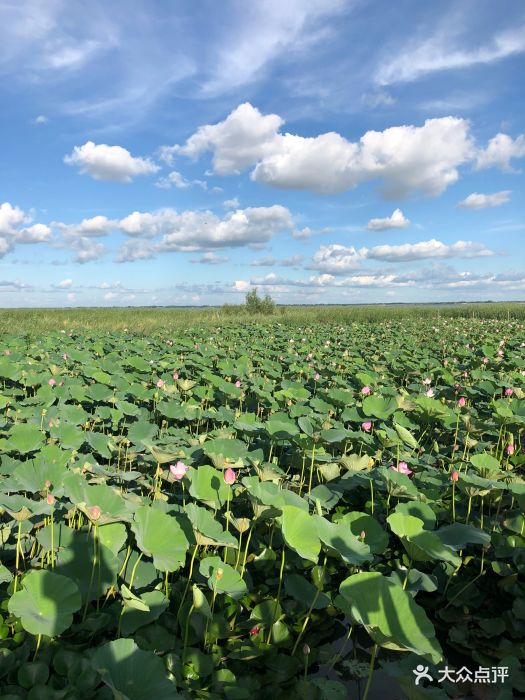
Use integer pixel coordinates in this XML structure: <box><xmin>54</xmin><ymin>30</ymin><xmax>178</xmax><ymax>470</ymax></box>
<box><xmin>362</xmin><ymin>644</ymin><xmax>378</xmax><ymax>700</ymax></box>
<box><xmin>267</xmin><ymin>548</ymin><xmax>286</xmax><ymax>644</ymax></box>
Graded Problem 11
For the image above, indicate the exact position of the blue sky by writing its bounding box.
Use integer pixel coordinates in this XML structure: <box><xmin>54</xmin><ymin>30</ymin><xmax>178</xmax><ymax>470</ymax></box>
<box><xmin>0</xmin><ymin>0</ymin><xmax>524</xmax><ymax>307</ymax></box>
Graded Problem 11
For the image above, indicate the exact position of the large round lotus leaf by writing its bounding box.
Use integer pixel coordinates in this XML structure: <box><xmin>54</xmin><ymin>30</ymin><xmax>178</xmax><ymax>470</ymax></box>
<box><xmin>55</xmin><ymin>530</ymin><xmax>119</xmax><ymax>602</ymax></box>
<box><xmin>202</xmin><ymin>438</ymin><xmax>247</xmax><ymax>468</ymax></box>
<box><xmin>13</xmin><ymin>457</ymin><xmax>68</xmax><ymax>494</ymax></box>
<box><xmin>284</xmin><ymin>574</ymin><xmax>330</xmax><ymax>610</ymax></box>
<box><xmin>362</xmin><ymin>396</ymin><xmax>398</xmax><ymax>420</ymax></box>
<box><xmin>48</xmin><ymin>422</ymin><xmax>85</xmax><ymax>451</ymax></box>
<box><xmin>184</xmin><ymin>503</ymin><xmax>236</xmax><ymax>547</ymax></box>
<box><xmin>90</xmin><ymin>638</ymin><xmax>180</xmax><ymax>700</ymax></box>
<box><xmin>470</xmin><ymin>453</ymin><xmax>501</xmax><ymax>473</ymax></box>
<box><xmin>120</xmin><ymin>590</ymin><xmax>168</xmax><ymax>636</ymax></box>
<box><xmin>199</xmin><ymin>556</ymin><xmax>248</xmax><ymax>600</ymax></box>
<box><xmin>131</xmin><ymin>506</ymin><xmax>189</xmax><ymax>572</ymax></box>
<box><xmin>188</xmin><ymin>465</ymin><xmax>230</xmax><ymax>508</ymax></box>
<box><xmin>314</xmin><ymin>515</ymin><xmax>372</xmax><ymax>566</ymax></box>
<box><xmin>8</xmin><ymin>423</ymin><xmax>44</xmax><ymax>454</ymax></box>
<box><xmin>280</xmin><ymin>506</ymin><xmax>320</xmax><ymax>563</ymax></box>
<box><xmin>387</xmin><ymin>512</ymin><xmax>460</xmax><ymax>566</ymax></box>
<box><xmin>337</xmin><ymin>572</ymin><xmax>443</xmax><ymax>664</ymax></box>
<box><xmin>337</xmin><ymin>511</ymin><xmax>389</xmax><ymax>554</ymax></box>
<box><xmin>8</xmin><ymin>570</ymin><xmax>81</xmax><ymax>637</ymax></box>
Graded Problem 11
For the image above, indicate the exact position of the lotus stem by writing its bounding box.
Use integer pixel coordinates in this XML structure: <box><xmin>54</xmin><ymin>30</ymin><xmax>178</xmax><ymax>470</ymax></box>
<box><xmin>267</xmin><ymin>547</ymin><xmax>285</xmax><ymax>644</ymax></box>
<box><xmin>362</xmin><ymin>644</ymin><xmax>378</xmax><ymax>700</ymax></box>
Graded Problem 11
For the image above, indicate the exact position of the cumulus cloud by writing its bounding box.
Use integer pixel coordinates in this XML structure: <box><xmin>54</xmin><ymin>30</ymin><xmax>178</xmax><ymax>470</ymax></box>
<box><xmin>70</xmin><ymin>237</ymin><xmax>106</xmax><ymax>263</ymax></box>
<box><xmin>116</xmin><ymin>240</ymin><xmax>156</xmax><ymax>263</ymax></box>
<box><xmin>475</xmin><ymin>134</ymin><xmax>525</xmax><ymax>171</ymax></box>
<box><xmin>250</xmin><ymin>254</ymin><xmax>304</xmax><ymax>267</ymax></box>
<box><xmin>367</xmin><ymin>208</ymin><xmax>410</xmax><ymax>230</ymax></box>
<box><xmin>190</xmin><ymin>252</ymin><xmax>229</xmax><ymax>265</ymax></box>
<box><xmin>169</xmin><ymin>103</ymin><xmax>525</xmax><ymax>198</ymax></box>
<box><xmin>64</xmin><ymin>141</ymin><xmax>159</xmax><ymax>182</ymax></box>
<box><xmin>57</xmin><ymin>278</ymin><xmax>73</xmax><ymax>288</ymax></box>
<box><xmin>292</xmin><ymin>226</ymin><xmax>313</xmax><ymax>239</ymax></box>
<box><xmin>164</xmin><ymin>103</ymin><xmax>284</xmax><ymax>174</ymax></box>
<box><xmin>157</xmin><ymin>205</ymin><xmax>292</xmax><ymax>252</ymax></box>
<box><xmin>155</xmin><ymin>170</ymin><xmax>207</xmax><ymax>190</ymax></box>
<box><xmin>56</xmin><ymin>215</ymin><xmax>116</xmax><ymax>239</ymax></box>
<box><xmin>34</xmin><ymin>115</ymin><xmax>48</xmax><ymax>125</ymax></box>
<box><xmin>0</xmin><ymin>202</ymin><xmax>52</xmax><ymax>256</ymax></box>
<box><xmin>457</xmin><ymin>191</ymin><xmax>512</xmax><ymax>209</ymax></box>
<box><xmin>311</xmin><ymin>239</ymin><xmax>495</xmax><ymax>273</ymax></box>
<box><xmin>223</xmin><ymin>198</ymin><xmax>240</xmax><ymax>209</ymax></box>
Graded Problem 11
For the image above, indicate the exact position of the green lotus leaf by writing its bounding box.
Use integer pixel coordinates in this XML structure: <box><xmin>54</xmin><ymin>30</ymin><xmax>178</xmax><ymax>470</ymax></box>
<box><xmin>90</xmin><ymin>638</ymin><xmax>180</xmax><ymax>700</ymax></box>
<box><xmin>131</xmin><ymin>505</ymin><xmax>189</xmax><ymax>572</ymax></box>
<box><xmin>120</xmin><ymin>590</ymin><xmax>168</xmax><ymax>636</ymax></box>
<box><xmin>314</xmin><ymin>515</ymin><xmax>372</xmax><ymax>565</ymax></box>
<box><xmin>362</xmin><ymin>396</ymin><xmax>398</xmax><ymax>420</ymax></box>
<box><xmin>337</xmin><ymin>571</ymin><xmax>443</xmax><ymax>663</ymax></box>
<box><xmin>188</xmin><ymin>465</ymin><xmax>230</xmax><ymax>508</ymax></box>
<box><xmin>337</xmin><ymin>512</ymin><xmax>389</xmax><ymax>554</ymax></box>
<box><xmin>8</xmin><ymin>570</ymin><xmax>81</xmax><ymax>637</ymax></box>
<box><xmin>199</xmin><ymin>556</ymin><xmax>248</xmax><ymax>600</ymax></box>
<box><xmin>8</xmin><ymin>423</ymin><xmax>44</xmax><ymax>454</ymax></box>
<box><xmin>280</xmin><ymin>506</ymin><xmax>320</xmax><ymax>563</ymax></box>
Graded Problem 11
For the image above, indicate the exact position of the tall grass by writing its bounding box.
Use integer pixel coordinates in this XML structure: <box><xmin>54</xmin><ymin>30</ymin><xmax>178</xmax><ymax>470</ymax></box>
<box><xmin>0</xmin><ymin>302</ymin><xmax>523</xmax><ymax>335</ymax></box>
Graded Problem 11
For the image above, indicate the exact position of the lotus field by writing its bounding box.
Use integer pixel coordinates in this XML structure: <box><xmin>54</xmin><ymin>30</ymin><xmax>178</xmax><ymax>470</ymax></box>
<box><xmin>0</xmin><ymin>313</ymin><xmax>524</xmax><ymax>699</ymax></box>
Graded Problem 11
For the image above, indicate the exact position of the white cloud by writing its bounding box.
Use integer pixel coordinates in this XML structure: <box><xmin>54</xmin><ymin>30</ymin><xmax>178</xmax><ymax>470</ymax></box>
<box><xmin>57</xmin><ymin>278</ymin><xmax>73</xmax><ymax>288</ymax></box>
<box><xmin>64</xmin><ymin>141</ymin><xmax>159</xmax><ymax>182</ymax></box>
<box><xmin>233</xmin><ymin>280</ymin><xmax>251</xmax><ymax>292</ymax></box>
<box><xmin>223</xmin><ymin>198</ymin><xmax>240</xmax><ymax>209</ymax></box>
<box><xmin>311</xmin><ymin>239</ymin><xmax>495</xmax><ymax>273</ymax></box>
<box><xmin>458</xmin><ymin>191</ymin><xmax>512</xmax><ymax>209</ymax></box>
<box><xmin>158</xmin><ymin>205</ymin><xmax>292</xmax><ymax>252</ymax></box>
<box><xmin>252</xmin><ymin>118</ymin><xmax>474</xmax><ymax>197</ymax></box>
<box><xmin>67</xmin><ymin>292</ymin><xmax>77</xmax><ymax>301</ymax></box>
<box><xmin>167</xmin><ymin>102</ymin><xmax>284</xmax><ymax>175</ymax></box>
<box><xmin>116</xmin><ymin>240</ymin><xmax>155</xmax><ymax>263</ymax></box>
<box><xmin>367</xmin><ymin>208</ymin><xmax>410</xmax><ymax>230</ymax></box>
<box><xmin>34</xmin><ymin>115</ymin><xmax>48</xmax><ymax>125</ymax></box>
<box><xmin>475</xmin><ymin>133</ymin><xmax>525</xmax><ymax>171</ymax></box>
<box><xmin>191</xmin><ymin>252</ymin><xmax>229</xmax><ymax>265</ymax></box>
<box><xmin>171</xmin><ymin>103</ymin><xmax>525</xmax><ymax>198</ymax></box>
<box><xmin>201</xmin><ymin>0</ymin><xmax>347</xmax><ymax>95</ymax></box>
<box><xmin>56</xmin><ymin>215</ymin><xmax>115</xmax><ymax>239</ymax></box>
<box><xmin>375</xmin><ymin>26</ymin><xmax>525</xmax><ymax>85</ymax></box>
<box><xmin>155</xmin><ymin>171</ymin><xmax>207</xmax><ymax>190</ymax></box>
<box><xmin>366</xmin><ymin>240</ymin><xmax>494</xmax><ymax>263</ymax></box>
<box><xmin>292</xmin><ymin>226</ymin><xmax>313</xmax><ymax>239</ymax></box>
<box><xmin>71</xmin><ymin>237</ymin><xmax>105</xmax><ymax>263</ymax></box>
<box><xmin>0</xmin><ymin>202</ymin><xmax>51</xmax><ymax>256</ymax></box>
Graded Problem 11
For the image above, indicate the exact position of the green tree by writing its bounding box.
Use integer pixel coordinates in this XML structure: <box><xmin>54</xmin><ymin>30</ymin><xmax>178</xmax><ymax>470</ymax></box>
<box><xmin>245</xmin><ymin>288</ymin><xmax>276</xmax><ymax>315</ymax></box>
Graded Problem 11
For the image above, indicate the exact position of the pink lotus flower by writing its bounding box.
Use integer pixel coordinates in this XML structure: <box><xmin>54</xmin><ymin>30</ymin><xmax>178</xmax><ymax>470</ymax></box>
<box><xmin>170</xmin><ymin>461</ymin><xmax>189</xmax><ymax>480</ymax></box>
<box><xmin>361</xmin><ymin>386</ymin><xmax>371</xmax><ymax>395</ymax></box>
<box><xmin>62</xmin><ymin>353</ymin><xmax>68</xmax><ymax>360</ymax></box>
<box><xmin>457</xmin><ymin>397</ymin><xmax>466</xmax><ymax>408</ymax></box>
<box><xmin>390</xmin><ymin>461</ymin><xmax>413</xmax><ymax>475</ymax></box>
<box><xmin>156</xmin><ymin>379</ymin><xmax>165</xmax><ymax>388</ymax></box>
<box><xmin>235</xmin><ymin>380</ymin><xmax>241</xmax><ymax>388</ymax></box>
<box><xmin>483</xmin><ymin>357</ymin><xmax>489</xmax><ymax>365</ymax></box>
<box><xmin>46</xmin><ymin>493</ymin><xmax>55</xmax><ymax>506</ymax></box>
<box><xmin>425</xmin><ymin>388</ymin><xmax>435</xmax><ymax>398</ymax></box>
<box><xmin>224</xmin><ymin>468</ymin><xmax>236</xmax><ymax>485</ymax></box>
<box><xmin>173</xmin><ymin>372</ymin><xmax>179</xmax><ymax>380</ymax></box>
<box><xmin>497</xmin><ymin>350</ymin><xmax>504</xmax><ymax>357</ymax></box>
<box><xmin>362</xmin><ymin>421</ymin><xmax>372</xmax><ymax>431</ymax></box>
<box><xmin>450</xmin><ymin>470</ymin><xmax>459</xmax><ymax>482</ymax></box>
<box><xmin>314</xmin><ymin>373</ymin><xmax>320</xmax><ymax>381</ymax></box>
<box><xmin>90</xmin><ymin>505</ymin><xmax>101</xmax><ymax>521</ymax></box>
<box><xmin>506</xmin><ymin>444</ymin><xmax>515</xmax><ymax>455</ymax></box>
<box><xmin>249</xmin><ymin>625</ymin><xmax>261</xmax><ymax>637</ymax></box>
<box><xmin>48</xmin><ymin>378</ymin><xmax>56</xmax><ymax>386</ymax></box>
<box><xmin>504</xmin><ymin>388</ymin><xmax>513</xmax><ymax>397</ymax></box>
